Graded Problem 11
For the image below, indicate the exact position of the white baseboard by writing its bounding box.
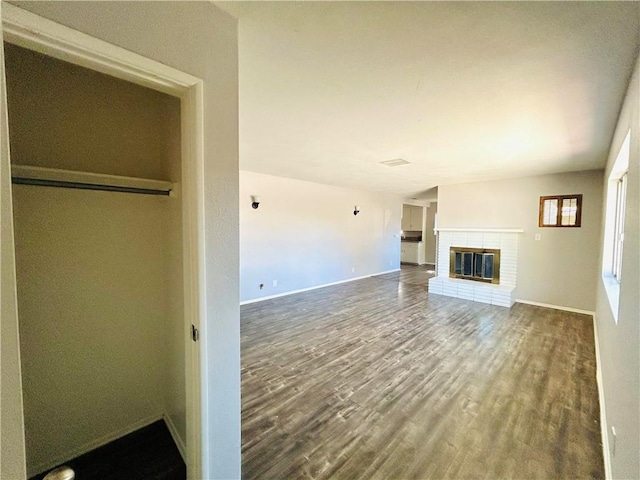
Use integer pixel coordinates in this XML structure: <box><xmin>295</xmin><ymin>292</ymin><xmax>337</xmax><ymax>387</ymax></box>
<box><xmin>514</xmin><ymin>299</ymin><xmax>595</xmax><ymax>316</ymax></box>
<box><xmin>240</xmin><ymin>268</ymin><xmax>401</xmax><ymax>305</ymax></box>
<box><xmin>592</xmin><ymin>315</ymin><xmax>612</xmax><ymax>479</ymax></box>
<box><xmin>163</xmin><ymin>413</ymin><xmax>186</xmax><ymax>462</ymax></box>
<box><xmin>30</xmin><ymin>413</ymin><xmax>163</xmax><ymax>478</ymax></box>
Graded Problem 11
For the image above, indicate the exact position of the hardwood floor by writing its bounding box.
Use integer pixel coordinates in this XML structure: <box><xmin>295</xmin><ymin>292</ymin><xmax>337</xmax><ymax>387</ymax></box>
<box><xmin>29</xmin><ymin>420</ymin><xmax>185</xmax><ymax>480</ymax></box>
<box><xmin>376</xmin><ymin>263</ymin><xmax>436</xmax><ymax>288</ymax></box>
<box><xmin>241</xmin><ymin>266</ymin><xmax>603</xmax><ymax>479</ymax></box>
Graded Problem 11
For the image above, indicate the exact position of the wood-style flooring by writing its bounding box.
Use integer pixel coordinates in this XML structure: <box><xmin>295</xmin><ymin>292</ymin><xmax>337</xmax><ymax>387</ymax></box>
<box><xmin>29</xmin><ymin>420</ymin><xmax>185</xmax><ymax>480</ymax></box>
<box><xmin>241</xmin><ymin>265</ymin><xmax>603</xmax><ymax>479</ymax></box>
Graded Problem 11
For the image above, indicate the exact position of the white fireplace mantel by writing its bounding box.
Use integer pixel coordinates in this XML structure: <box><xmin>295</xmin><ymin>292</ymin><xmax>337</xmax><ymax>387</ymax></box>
<box><xmin>436</xmin><ymin>227</ymin><xmax>524</xmax><ymax>233</ymax></box>
<box><xmin>429</xmin><ymin>228</ymin><xmax>521</xmax><ymax>307</ymax></box>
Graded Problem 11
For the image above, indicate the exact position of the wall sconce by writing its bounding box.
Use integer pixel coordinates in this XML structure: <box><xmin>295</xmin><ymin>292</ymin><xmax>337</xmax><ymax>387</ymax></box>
<box><xmin>251</xmin><ymin>195</ymin><xmax>261</xmax><ymax>209</ymax></box>
<box><xmin>353</xmin><ymin>205</ymin><xmax>360</xmax><ymax>216</ymax></box>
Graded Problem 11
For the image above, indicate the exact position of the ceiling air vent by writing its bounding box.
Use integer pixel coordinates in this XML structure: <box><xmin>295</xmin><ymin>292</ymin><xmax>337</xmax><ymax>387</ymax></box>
<box><xmin>380</xmin><ymin>158</ymin><xmax>410</xmax><ymax>167</ymax></box>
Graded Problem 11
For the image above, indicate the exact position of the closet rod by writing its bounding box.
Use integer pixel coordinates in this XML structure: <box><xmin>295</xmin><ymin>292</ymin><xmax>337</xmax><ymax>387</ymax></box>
<box><xmin>11</xmin><ymin>177</ymin><xmax>171</xmax><ymax>196</ymax></box>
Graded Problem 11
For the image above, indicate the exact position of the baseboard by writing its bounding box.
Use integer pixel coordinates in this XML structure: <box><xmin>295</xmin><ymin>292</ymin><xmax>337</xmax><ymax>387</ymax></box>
<box><xmin>514</xmin><ymin>299</ymin><xmax>595</xmax><ymax>316</ymax></box>
<box><xmin>163</xmin><ymin>413</ymin><xmax>186</xmax><ymax>462</ymax></box>
<box><xmin>240</xmin><ymin>268</ymin><xmax>401</xmax><ymax>305</ymax></box>
<box><xmin>30</xmin><ymin>413</ymin><xmax>163</xmax><ymax>478</ymax></box>
<box><xmin>592</xmin><ymin>315</ymin><xmax>612</xmax><ymax>479</ymax></box>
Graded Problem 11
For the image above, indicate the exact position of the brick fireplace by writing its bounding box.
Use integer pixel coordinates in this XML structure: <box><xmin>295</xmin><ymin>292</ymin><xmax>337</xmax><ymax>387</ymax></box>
<box><xmin>428</xmin><ymin>228</ymin><xmax>523</xmax><ymax>307</ymax></box>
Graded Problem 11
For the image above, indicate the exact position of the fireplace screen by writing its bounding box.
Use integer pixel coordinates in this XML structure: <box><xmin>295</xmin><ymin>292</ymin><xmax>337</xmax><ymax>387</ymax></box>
<box><xmin>449</xmin><ymin>247</ymin><xmax>500</xmax><ymax>284</ymax></box>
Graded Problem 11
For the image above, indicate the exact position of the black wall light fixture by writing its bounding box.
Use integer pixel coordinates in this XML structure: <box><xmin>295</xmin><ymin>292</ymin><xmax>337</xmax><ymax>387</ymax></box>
<box><xmin>354</xmin><ymin>205</ymin><xmax>360</xmax><ymax>215</ymax></box>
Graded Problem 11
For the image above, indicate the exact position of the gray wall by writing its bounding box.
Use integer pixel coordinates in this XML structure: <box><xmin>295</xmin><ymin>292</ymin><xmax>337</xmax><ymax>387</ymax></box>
<box><xmin>240</xmin><ymin>170</ymin><xmax>401</xmax><ymax>303</ymax></box>
<box><xmin>424</xmin><ymin>202</ymin><xmax>437</xmax><ymax>264</ymax></box>
<box><xmin>438</xmin><ymin>169</ymin><xmax>603</xmax><ymax>311</ymax></box>
<box><xmin>595</xmin><ymin>54</ymin><xmax>639</xmax><ymax>479</ymax></box>
<box><xmin>5</xmin><ymin>2</ymin><xmax>240</xmax><ymax>478</ymax></box>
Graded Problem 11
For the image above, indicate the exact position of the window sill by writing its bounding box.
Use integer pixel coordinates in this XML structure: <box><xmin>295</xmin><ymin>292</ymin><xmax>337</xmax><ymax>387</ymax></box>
<box><xmin>601</xmin><ymin>274</ymin><xmax>620</xmax><ymax>324</ymax></box>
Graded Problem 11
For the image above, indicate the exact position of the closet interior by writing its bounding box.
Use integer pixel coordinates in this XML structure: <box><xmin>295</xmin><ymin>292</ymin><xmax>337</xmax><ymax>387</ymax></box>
<box><xmin>5</xmin><ymin>42</ymin><xmax>187</xmax><ymax>477</ymax></box>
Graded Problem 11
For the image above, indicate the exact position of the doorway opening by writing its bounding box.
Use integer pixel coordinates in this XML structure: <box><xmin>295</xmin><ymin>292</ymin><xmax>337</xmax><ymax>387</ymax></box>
<box><xmin>2</xmin><ymin>6</ymin><xmax>205</xmax><ymax>477</ymax></box>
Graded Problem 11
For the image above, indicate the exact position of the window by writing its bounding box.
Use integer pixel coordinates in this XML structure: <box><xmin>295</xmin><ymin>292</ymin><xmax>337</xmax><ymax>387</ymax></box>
<box><xmin>538</xmin><ymin>194</ymin><xmax>582</xmax><ymax>227</ymax></box>
<box><xmin>602</xmin><ymin>129</ymin><xmax>630</xmax><ymax>323</ymax></box>
<box><xmin>612</xmin><ymin>173</ymin><xmax>627</xmax><ymax>281</ymax></box>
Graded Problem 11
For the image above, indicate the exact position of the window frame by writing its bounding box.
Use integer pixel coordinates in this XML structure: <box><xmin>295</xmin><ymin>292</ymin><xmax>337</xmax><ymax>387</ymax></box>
<box><xmin>538</xmin><ymin>194</ymin><xmax>583</xmax><ymax>228</ymax></box>
<box><xmin>602</xmin><ymin>129</ymin><xmax>630</xmax><ymax>324</ymax></box>
<box><xmin>612</xmin><ymin>172</ymin><xmax>628</xmax><ymax>282</ymax></box>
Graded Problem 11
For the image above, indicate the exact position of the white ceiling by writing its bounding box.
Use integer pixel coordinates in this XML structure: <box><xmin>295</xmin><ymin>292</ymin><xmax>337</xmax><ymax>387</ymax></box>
<box><xmin>217</xmin><ymin>1</ymin><xmax>640</xmax><ymax>199</ymax></box>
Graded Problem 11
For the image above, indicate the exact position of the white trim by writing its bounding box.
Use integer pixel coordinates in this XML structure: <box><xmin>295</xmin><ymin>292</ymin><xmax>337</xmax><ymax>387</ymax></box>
<box><xmin>10</xmin><ymin>165</ymin><xmax>174</xmax><ymax>192</ymax></box>
<box><xmin>2</xmin><ymin>3</ymin><xmax>198</xmax><ymax>96</ymax></box>
<box><xmin>29</xmin><ymin>414</ymin><xmax>163</xmax><ymax>478</ymax></box>
<box><xmin>436</xmin><ymin>227</ymin><xmax>524</xmax><ymax>233</ymax></box>
<box><xmin>601</xmin><ymin>274</ymin><xmax>621</xmax><ymax>324</ymax></box>
<box><xmin>592</xmin><ymin>315</ymin><xmax>612</xmax><ymax>479</ymax></box>
<box><xmin>3</xmin><ymin>5</ymin><xmax>205</xmax><ymax>479</ymax></box>
<box><xmin>240</xmin><ymin>269</ymin><xmax>401</xmax><ymax>306</ymax></box>
<box><xmin>164</xmin><ymin>414</ymin><xmax>187</xmax><ymax>463</ymax></box>
<box><xmin>183</xmin><ymin>79</ymin><xmax>206</xmax><ymax>480</ymax></box>
<box><xmin>514</xmin><ymin>299</ymin><xmax>594</xmax><ymax>316</ymax></box>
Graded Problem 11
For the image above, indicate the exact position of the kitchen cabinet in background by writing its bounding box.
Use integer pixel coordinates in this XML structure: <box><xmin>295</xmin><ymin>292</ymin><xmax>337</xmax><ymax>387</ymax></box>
<box><xmin>401</xmin><ymin>204</ymin><xmax>424</xmax><ymax>231</ymax></box>
<box><xmin>401</xmin><ymin>241</ymin><xmax>425</xmax><ymax>265</ymax></box>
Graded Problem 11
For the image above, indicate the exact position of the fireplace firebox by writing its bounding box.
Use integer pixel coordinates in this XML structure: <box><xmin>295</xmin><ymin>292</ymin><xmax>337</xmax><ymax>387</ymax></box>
<box><xmin>449</xmin><ymin>247</ymin><xmax>500</xmax><ymax>284</ymax></box>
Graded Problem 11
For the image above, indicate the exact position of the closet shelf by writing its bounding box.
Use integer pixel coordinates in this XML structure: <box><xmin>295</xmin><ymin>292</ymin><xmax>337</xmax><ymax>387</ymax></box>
<box><xmin>11</xmin><ymin>165</ymin><xmax>173</xmax><ymax>196</ymax></box>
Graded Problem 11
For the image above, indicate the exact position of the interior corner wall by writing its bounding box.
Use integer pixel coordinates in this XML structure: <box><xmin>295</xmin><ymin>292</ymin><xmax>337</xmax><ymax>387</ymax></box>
<box><xmin>437</xmin><ymin>169</ymin><xmax>603</xmax><ymax>311</ymax></box>
<box><xmin>6</xmin><ymin>2</ymin><xmax>240</xmax><ymax>478</ymax></box>
<box><xmin>594</xmin><ymin>54</ymin><xmax>639</xmax><ymax>480</ymax></box>
<box><xmin>240</xmin><ymin>171</ymin><xmax>401</xmax><ymax>303</ymax></box>
<box><xmin>425</xmin><ymin>203</ymin><xmax>437</xmax><ymax>263</ymax></box>
<box><xmin>163</xmin><ymin>94</ymin><xmax>186</xmax><ymax>456</ymax></box>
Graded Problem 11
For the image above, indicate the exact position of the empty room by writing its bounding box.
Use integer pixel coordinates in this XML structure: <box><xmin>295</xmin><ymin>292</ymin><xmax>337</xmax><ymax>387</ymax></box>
<box><xmin>1</xmin><ymin>2</ymin><xmax>639</xmax><ymax>480</ymax></box>
<box><xmin>231</xmin><ymin>2</ymin><xmax>639</xmax><ymax>479</ymax></box>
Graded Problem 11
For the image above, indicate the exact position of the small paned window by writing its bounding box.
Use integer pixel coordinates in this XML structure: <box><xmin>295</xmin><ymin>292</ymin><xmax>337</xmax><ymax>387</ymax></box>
<box><xmin>538</xmin><ymin>194</ymin><xmax>582</xmax><ymax>227</ymax></box>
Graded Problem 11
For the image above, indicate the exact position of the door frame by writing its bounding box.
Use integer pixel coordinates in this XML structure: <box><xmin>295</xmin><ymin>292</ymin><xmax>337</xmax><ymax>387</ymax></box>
<box><xmin>1</xmin><ymin>4</ymin><xmax>206</xmax><ymax>478</ymax></box>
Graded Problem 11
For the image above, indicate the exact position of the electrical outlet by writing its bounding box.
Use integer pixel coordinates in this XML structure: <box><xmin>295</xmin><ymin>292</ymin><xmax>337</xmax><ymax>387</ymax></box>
<box><xmin>351</xmin><ymin>267</ymin><xmax>355</xmax><ymax>273</ymax></box>
<box><xmin>272</xmin><ymin>280</ymin><xmax>277</xmax><ymax>287</ymax></box>
<box><xmin>535</xmin><ymin>233</ymin><xmax>541</xmax><ymax>241</ymax></box>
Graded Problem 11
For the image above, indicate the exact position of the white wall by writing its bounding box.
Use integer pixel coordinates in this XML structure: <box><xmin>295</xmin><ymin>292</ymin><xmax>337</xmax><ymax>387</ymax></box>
<box><xmin>595</xmin><ymin>55</ymin><xmax>639</xmax><ymax>480</ymax></box>
<box><xmin>438</xmin><ymin>169</ymin><xmax>603</xmax><ymax>311</ymax></box>
<box><xmin>240</xmin><ymin>171</ymin><xmax>401</xmax><ymax>303</ymax></box>
<box><xmin>4</xmin><ymin>2</ymin><xmax>240</xmax><ymax>478</ymax></box>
